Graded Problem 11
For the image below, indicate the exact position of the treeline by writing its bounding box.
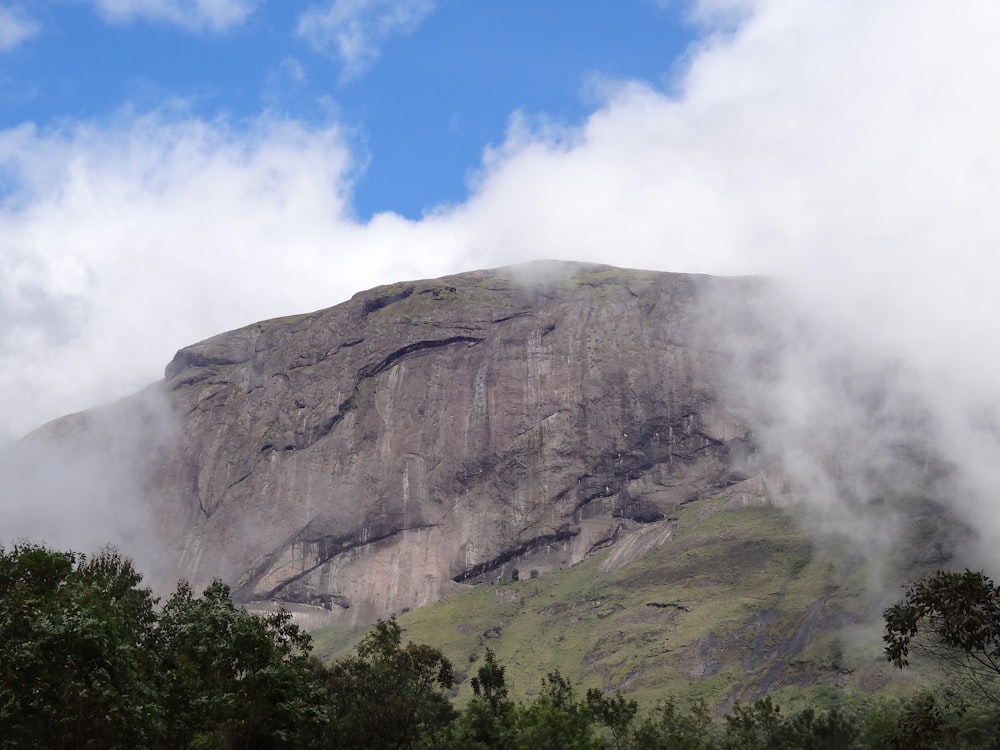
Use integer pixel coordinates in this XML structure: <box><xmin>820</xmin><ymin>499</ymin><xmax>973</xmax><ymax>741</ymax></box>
<box><xmin>2</xmin><ymin>543</ymin><xmax>999</xmax><ymax>749</ymax></box>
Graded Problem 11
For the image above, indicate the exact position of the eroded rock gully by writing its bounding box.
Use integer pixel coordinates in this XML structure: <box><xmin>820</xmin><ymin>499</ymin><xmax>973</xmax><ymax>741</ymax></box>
<box><xmin>38</xmin><ymin>262</ymin><xmax>770</xmax><ymax>627</ymax></box>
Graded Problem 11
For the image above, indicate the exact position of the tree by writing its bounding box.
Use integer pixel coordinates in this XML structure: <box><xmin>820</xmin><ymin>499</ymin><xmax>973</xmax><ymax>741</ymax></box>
<box><xmin>153</xmin><ymin>578</ymin><xmax>328</xmax><ymax>750</ymax></box>
<box><xmin>325</xmin><ymin>618</ymin><xmax>456</xmax><ymax>750</ymax></box>
<box><xmin>719</xmin><ymin>699</ymin><xmax>865</xmax><ymax>750</ymax></box>
<box><xmin>0</xmin><ymin>543</ymin><xmax>330</xmax><ymax>750</ymax></box>
<box><xmin>585</xmin><ymin>689</ymin><xmax>638</xmax><ymax>750</ymax></box>
<box><xmin>883</xmin><ymin>569</ymin><xmax>1000</xmax><ymax>705</ymax></box>
<box><xmin>0</xmin><ymin>543</ymin><xmax>161</xmax><ymax>749</ymax></box>
<box><xmin>721</xmin><ymin>698</ymin><xmax>791</xmax><ymax>750</ymax></box>
<box><xmin>508</xmin><ymin>671</ymin><xmax>602</xmax><ymax>750</ymax></box>
<box><xmin>628</xmin><ymin>699</ymin><xmax>715</xmax><ymax>750</ymax></box>
<box><xmin>457</xmin><ymin>648</ymin><xmax>515</xmax><ymax>748</ymax></box>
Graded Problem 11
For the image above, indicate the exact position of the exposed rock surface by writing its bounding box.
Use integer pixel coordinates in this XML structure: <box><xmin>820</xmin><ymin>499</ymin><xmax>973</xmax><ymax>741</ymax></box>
<box><xmin>26</xmin><ymin>262</ymin><xmax>771</xmax><ymax>627</ymax></box>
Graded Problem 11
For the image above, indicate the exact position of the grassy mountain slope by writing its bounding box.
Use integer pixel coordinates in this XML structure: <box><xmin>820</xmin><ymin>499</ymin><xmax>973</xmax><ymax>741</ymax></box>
<box><xmin>312</xmin><ymin>492</ymin><xmax>957</xmax><ymax>711</ymax></box>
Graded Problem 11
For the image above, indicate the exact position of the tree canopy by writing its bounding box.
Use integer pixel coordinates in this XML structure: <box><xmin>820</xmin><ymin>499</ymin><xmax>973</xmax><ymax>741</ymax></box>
<box><xmin>0</xmin><ymin>542</ymin><xmax>326</xmax><ymax>749</ymax></box>
<box><xmin>4</xmin><ymin>543</ymin><xmax>1000</xmax><ymax>748</ymax></box>
<box><xmin>884</xmin><ymin>569</ymin><xmax>1000</xmax><ymax>706</ymax></box>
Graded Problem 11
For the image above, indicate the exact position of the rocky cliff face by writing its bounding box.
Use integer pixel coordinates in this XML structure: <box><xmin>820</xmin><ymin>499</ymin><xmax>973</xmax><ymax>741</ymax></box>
<box><xmin>21</xmin><ymin>262</ymin><xmax>771</xmax><ymax>627</ymax></box>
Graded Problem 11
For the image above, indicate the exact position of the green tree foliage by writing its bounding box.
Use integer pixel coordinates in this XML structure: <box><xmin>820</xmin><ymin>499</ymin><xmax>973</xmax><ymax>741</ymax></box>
<box><xmin>507</xmin><ymin>671</ymin><xmax>602</xmax><ymax>750</ymax></box>
<box><xmin>0</xmin><ymin>543</ymin><xmax>326</xmax><ymax>749</ymax></box>
<box><xmin>324</xmin><ymin>617</ymin><xmax>456</xmax><ymax>750</ymax></box>
<box><xmin>8</xmin><ymin>543</ymin><xmax>1000</xmax><ymax>749</ymax></box>
<box><xmin>585</xmin><ymin>688</ymin><xmax>639</xmax><ymax>750</ymax></box>
<box><xmin>0</xmin><ymin>543</ymin><xmax>160</xmax><ymax>749</ymax></box>
<box><xmin>722</xmin><ymin>698</ymin><xmax>792</xmax><ymax>749</ymax></box>
<box><xmin>628</xmin><ymin>699</ymin><xmax>714</xmax><ymax>750</ymax></box>
<box><xmin>884</xmin><ymin>569</ymin><xmax>1000</xmax><ymax>705</ymax></box>
<box><xmin>153</xmin><ymin>579</ymin><xmax>329</xmax><ymax>749</ymax></box>
<box><xmin>720</xmin><ymin>698</ymin><xmax>861</xmax><ymax>750</ymax></box>
<box><xmin>459</xmin><ymin>648</ymin><xmax>515</xmax><ymax>749</ymax></box>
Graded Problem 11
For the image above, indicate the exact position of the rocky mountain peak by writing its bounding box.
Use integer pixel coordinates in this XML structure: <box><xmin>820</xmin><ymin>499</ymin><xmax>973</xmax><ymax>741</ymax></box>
<box><xmin>18</xmin><ymin>262</ymin><xmax>771</xmax><ymax>628</ymax></box>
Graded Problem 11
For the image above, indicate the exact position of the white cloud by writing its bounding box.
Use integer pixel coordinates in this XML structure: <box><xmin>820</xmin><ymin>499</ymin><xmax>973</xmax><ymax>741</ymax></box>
<box><xmin>83</xmin><ymin>0</ymin><xmax>256</xmax><ymax>32</ymax></box>
<box><xmin>0</xmin><ymin>5</ymin><xmax>39</xmax><ymax>50</ymax></box>
<box><xmin>297</xmin><ymin>0</ymin><xmax>436</xmax><ymax>80</ymax></box>
<box><xmin>4</xmin><ymin>0</ymin><xmax>1000</xmax><ymax>568</ymax></box>
<box><xmin>0</xmin><ymin>112</ymin><xmax>462</xmax><ymax>441</ymax></box>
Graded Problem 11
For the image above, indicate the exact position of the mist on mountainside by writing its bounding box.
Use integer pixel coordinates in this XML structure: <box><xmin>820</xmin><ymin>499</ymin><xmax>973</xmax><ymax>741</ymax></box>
<box><xmin>0</xmin><ymin>386</ymin><xmax>179</xmax><ymax>586</ymax></box>
<box><xmin>701</xmin><ymin>281</ymin><xmax>990</xmax><ymax>580</ymax></box>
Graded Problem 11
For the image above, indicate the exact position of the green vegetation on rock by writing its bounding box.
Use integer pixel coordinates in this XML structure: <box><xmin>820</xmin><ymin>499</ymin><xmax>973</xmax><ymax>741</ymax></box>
<box><xmin>314</xmin><ymin>494</ymin><xmax>958</xmax><ymax>712</ymax></box>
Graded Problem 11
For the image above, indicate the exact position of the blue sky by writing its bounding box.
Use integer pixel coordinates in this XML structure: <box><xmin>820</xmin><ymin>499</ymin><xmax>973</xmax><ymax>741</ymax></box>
<box><xmin>0</xmin><ymin>1</ymin><xmax>695</xmax><ymax>219</ymax></box>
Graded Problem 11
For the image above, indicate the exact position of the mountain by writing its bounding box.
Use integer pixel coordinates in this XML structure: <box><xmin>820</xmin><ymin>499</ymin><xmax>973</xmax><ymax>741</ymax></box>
<box><xmin>6</xmin><ymin>259</ymin><xmax>967</xmax><ymax>709</ymax></box>
<box><xmin>10</xmin><ymin>261</ymin><xmax>781</xmax><ymax>629</ymax></box>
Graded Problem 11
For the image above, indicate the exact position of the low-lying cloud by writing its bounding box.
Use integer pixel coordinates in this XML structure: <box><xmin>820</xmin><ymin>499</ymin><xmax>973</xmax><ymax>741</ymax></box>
<box><xmin>3</xmin><ymin>0</ymin><xmax>1000</xmax><ymax>574</ymax></box>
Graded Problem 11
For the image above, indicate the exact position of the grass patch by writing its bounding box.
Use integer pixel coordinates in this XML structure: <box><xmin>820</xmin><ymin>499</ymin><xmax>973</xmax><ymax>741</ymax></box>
<box><xmin>311</xmin><ymin>494</ymin><xmax>945</xmax><ymax>710</ymax></box>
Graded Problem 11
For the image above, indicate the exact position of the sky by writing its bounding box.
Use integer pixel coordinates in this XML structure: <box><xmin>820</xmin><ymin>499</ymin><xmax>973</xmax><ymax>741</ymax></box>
<box><xmin>3</xmin><ymin>1</ymin><xmax>1000</xmax><ymax>565</ymax></box>
<box><xmin>0</xmin><ymin>1</ymin><xmax>694</xmax><ymax>220</ymax></box>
